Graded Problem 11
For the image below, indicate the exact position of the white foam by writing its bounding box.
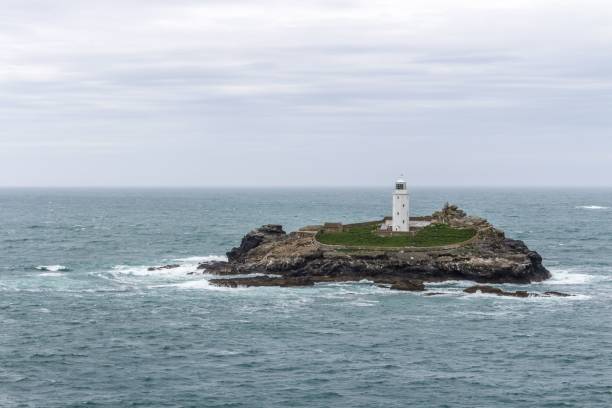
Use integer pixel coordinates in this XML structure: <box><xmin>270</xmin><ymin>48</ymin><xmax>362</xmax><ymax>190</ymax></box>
<box><xmin>169</xmin><ymin>280</ymin><xmax>214</xmax><ymax>289</ymax></box>
<box><xmin>174</xmin><ymin>255</ymin><xmax>227</xmax><ymax>263</ymax></box>
<box><xmin>110</xmin><ymin>255</ymin><xmax>225</xmax><ymax>278</ymax></box>
<box><xmin>420</xmin><ymin>291</ymin><xmax>458</xmax><ymax>297</ymax></box>
<box><xmin>349</xmin><ymin>300</ymin><xmax>379</xmax><ymax>307</ymax></box>
<box><xmin>110</xmin><ymin>264</ymin><xmax>188</xmax><ymax>277</ymax></box>
<box><xmin>166</xmin><ymin>280</ymin><xmax>240</xmax><ymax>291</ymax></box>
<box><xmin>36</xmin><ymin>265</ymin><xmax>69</xmax><ymax>272</ymax></box>
<box><xmin>576</xmin><ymin>205</ymin><xmax>609</xmax><ymax>210</ymax></box>
<box><xmin>425</xmin><ymin>280</ymin><xmax>474</xmax><ymax>287</ymax></box>
<box><xmin>546</xmin><ymin>269</ymin><xmax>597</xmax><ymax>285</ymax></box>
<box><xmin>38</xmin><ymin>272</ymin><xmax>64</xmax><ymax>277</ymax></box>
<box><xmin>151</xmin><ymin>272</ymin><xmax>284</xmax><ymax>291</ymax></box>
<box><xmin>459</xmin><ymin>291</ymin><xmax>591</xmax><ymax>302</ymax></box>
<box><xmin>313</xmin><ymin>283</ymin><xmax>391</xmax><ymax>298</ymax></box>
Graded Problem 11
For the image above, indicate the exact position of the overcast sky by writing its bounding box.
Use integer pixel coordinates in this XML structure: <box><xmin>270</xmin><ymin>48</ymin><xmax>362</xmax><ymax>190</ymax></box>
<box><xmin>2</xmin><ymin>0</ymin><xmax>612</xmax><ymax>187</ymax></box>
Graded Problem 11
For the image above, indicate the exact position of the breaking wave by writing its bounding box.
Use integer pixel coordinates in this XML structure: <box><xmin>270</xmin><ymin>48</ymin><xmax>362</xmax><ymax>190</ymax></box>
<box><xmin>545</xmin><ymin>268</ymin><xmax>610</xmax><ymax>285</ymax></box>
<box><xmin>109</xmin><ymin>255</ymin><xmax>226</xmax><ymax>278</ymax></box>
<box><xmin>35</xmin><ymin>265</ymin><xmax>70</xmax><ymax>272</ymax></box>
<box><xmin>576</xmin><ymin>205</ymin><xmax>609</xmax><ymax>210</ymax></box>
<box><xmin>38</xmin><ymin>272</ymin><xmax>64</xmax><ymax>277</ymax></box>
<box><xmin>154</xmin><ymin>280</ymin><xmax>237</xmax><ymax>291</ymax></box>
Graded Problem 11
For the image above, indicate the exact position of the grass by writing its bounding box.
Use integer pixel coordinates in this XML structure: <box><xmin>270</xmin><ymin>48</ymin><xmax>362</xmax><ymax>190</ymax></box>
<box><xmin>316</xmin><ymin>223</ymin><xmax>476</xmax><ymax>248</ymax></box>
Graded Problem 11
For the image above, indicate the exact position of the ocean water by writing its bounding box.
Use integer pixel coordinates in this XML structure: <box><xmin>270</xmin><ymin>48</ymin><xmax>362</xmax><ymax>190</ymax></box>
<box><xmin>1</xmin><ymin>187</ymin><xmax>611</xmax><ymax>407</ymax></box>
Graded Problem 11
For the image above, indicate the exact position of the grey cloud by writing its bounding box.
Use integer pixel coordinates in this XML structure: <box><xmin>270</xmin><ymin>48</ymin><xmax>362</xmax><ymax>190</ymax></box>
<box><xmin>1</xmin><ymin>0</ymin><xmax>612</xmax><ymax>187</ymax></box>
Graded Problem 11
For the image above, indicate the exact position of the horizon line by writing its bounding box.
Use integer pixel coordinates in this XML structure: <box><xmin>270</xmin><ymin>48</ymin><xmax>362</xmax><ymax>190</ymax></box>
<box><xmin>1</xmin><ymin>185</ymin><xmax>611</xmax><ymax>189</ymax></box>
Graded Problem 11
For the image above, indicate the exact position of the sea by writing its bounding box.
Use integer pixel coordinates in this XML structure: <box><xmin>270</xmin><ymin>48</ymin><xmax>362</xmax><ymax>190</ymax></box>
<box><xmin>1</xmin><ymin>188</ymin><xmax>611</xmax><ymax>407</ymax></box>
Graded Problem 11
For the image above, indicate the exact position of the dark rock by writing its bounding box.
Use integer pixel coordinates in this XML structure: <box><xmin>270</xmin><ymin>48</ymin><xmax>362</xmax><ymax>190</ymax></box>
<box><xmin>197</xmin><ymin>261</ymin><xmax>234</xmax><ymax>274</ymax></box>
<box><xmin>147</xmin><ymin>264</ymin><xmax>180</xmax><ymax>271</ymax></box>
<box><xmin>464</xmin><ymin>285</ymin><xmax>529</xmax><ymax>297</ymax></box>
<box><xmin>388</xmin><ymin>279</ymin><xmax>425</xmax><ymax>291</ymax></box>
<box><xmin>209</xmin><ymin>276</ymin><xmax>314</xmax><ymax>288</ymax></box>
<box><xmin>543</xmin><ymin>291</ymin><xmax>573</xmax><ymax>297</ymax></box>
<box><xmin>424</xmin><ymin>292</ymin><xmax>445</xmax><ymax>296</ymax></box>
<box><xmin>197</xmin><ymin>260</ymin><xmax>215</xmax><ymax>269</ymax></box>
<box><xmin>226</xmin><ymin>224</ymin><xmax>286</xmax><ymax>262</ymax></box>
<box><xmin>432</xmin><ymin>202</ymin><xmax>467</xmax><ymax>223</ymax></box>
<box><xmin>464</xmin><ymin>285</ymin><xmax>503</xmax><ymax>295</ymax></box>
<box><xmin>514</xmin><ymin>291</ymin><xmax>530</xmax><ymax>297</ymax></box>
<box><xmin>463</xmin><ymin>286</ymin><xmax>573</xmax><ymax>298</ymax></box>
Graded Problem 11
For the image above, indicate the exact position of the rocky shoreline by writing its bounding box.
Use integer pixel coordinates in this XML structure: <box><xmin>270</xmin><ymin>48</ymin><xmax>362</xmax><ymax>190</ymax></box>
<box><xmin>193</xmin><ymin>205</ymin><xmax>556</xmax><ymax>294</ymax></box>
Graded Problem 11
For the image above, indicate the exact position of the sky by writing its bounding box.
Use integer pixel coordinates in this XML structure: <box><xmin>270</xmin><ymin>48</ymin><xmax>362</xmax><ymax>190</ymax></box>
<box><xmin>1</xmin><ymin>0</ymin><xmax>612</xmax><ymax>187</ymax></box>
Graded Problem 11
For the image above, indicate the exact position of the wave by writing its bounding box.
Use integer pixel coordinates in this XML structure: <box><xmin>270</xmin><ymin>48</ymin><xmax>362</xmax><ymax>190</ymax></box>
<box><xmin>173</xmin><ymin>256</ymin><xmax>226</xmax><ymax>263</ymax></box>
<box><xmin>155</xmin><ymin>280</ymin><xmax>237</xmax><ymax>291</ymax></box>
<box><xmin>576</xmin><ymin>205</ymin><xmax>609</xmax><ymax>210</ymax></box>
<box><xmin>110</xmin><ymin>264</ymin><xmax>193</xmax><ymax>278</ymax></box>
<box><xmin>149</xmin><ymin>273</ymin><xmax>279</xmax><ymax>291</ymax></box>
<box><xmin>545</xmin><ymin>268</ymin><xmax>611</xmax><ymax>285</ymax></box>
<box><xmin>38</xmin><ymin>272</ymin><xmax>64</xmax><ymax>277</ymax></box>
<box><xmin>35</xmin><ymin>265</ymin><xmax>70</xmax><ymax>272</ymax></box>
<box><xmin>108</xmin><ymin>255</ymin><xmax>226</xmax><ymax>278</ymax></box>
<box><xmin>457</xmin><ymin>291</ymin><xmax>591</xmax><ymax>301</ymax></box>
<box><xmin>425</xmin><ymin>280</ymin><xmax>474</xmax><ymax>287</ymax></box>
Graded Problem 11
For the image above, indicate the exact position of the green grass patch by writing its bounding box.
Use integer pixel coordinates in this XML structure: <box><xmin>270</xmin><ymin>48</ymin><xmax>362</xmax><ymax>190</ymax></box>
<box><xmin>316</xmin><ymin>223</ymin><xmax>476</xmax><ymax>248</ymax></box>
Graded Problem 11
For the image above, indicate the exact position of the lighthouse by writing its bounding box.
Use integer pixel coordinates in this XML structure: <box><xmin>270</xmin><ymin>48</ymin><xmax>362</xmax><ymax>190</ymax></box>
<box><xmin>392</xmin><ymin>177</ymin><xmax>410</xmax><ymax>232</ymax></box>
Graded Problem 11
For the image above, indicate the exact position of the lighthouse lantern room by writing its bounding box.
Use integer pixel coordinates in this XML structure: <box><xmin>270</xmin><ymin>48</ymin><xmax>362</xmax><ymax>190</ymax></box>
<box><xmin>392</xmin><ymin>178</ymin><xmax>410</xmax><ymax>232</ymax></box>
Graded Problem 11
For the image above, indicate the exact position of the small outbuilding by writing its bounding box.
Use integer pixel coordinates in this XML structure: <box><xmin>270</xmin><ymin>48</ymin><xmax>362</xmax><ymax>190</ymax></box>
<box><xmin>323</xmin><ymin>222</ymin><xmax>343</xmax><ymax>233</ymax></box>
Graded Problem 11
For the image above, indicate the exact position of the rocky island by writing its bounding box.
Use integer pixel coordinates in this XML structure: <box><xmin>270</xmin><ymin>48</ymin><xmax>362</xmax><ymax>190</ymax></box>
<box><xmin>198</xmin><ymin>203</ymin><xmax>552</xmax><ymax>293</ymax></box>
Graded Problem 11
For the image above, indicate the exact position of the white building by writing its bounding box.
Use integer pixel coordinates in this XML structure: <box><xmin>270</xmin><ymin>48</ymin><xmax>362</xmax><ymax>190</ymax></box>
<box><xmin>392</xmin><ymin>177</ymin><xmax>410</xmax><ymax>232</ymax></box>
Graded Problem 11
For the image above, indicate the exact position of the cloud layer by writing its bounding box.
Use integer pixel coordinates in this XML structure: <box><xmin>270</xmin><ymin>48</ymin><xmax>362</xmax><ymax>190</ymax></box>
<box><xmin>2</xmin><ymin>0</ymin><xmax>612</xmax><ymax>186</ymax></box>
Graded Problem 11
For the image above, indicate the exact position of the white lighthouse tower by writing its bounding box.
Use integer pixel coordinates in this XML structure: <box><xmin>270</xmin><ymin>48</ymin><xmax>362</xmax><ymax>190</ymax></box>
<box><xmin>392</xmin><ymin>177</ymin><xmax>410</xmax><ymax>232</ymax></box>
